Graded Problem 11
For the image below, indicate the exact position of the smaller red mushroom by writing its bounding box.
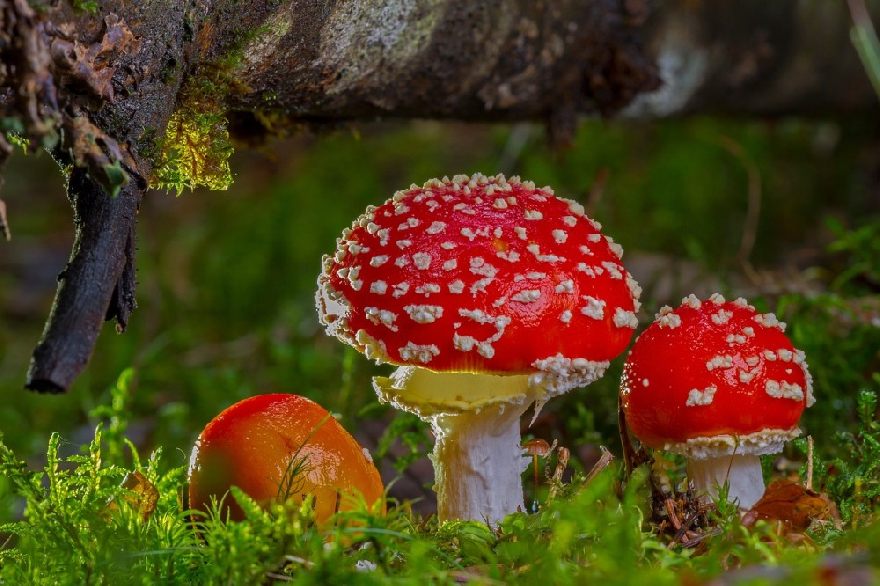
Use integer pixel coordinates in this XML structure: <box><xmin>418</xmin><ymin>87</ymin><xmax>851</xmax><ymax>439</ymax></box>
<box><xmin>620</xmin><ymin>294</ymin><xmax>814</xmax><ymax>509</ymax></box>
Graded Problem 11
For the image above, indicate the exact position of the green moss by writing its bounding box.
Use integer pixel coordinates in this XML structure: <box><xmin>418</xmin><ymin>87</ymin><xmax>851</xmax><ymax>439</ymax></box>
<box><xmin>5</xmin><ymin>133</ymin><xmax>29</xmax><ymax>153</ymax></box>
<box><xmin>151</xmin><ymin>100</ymin><xmax>233</xmax><ymax>195</ymax></box>
<box><xmin>2</xmin><ymin>403</ymin><xmax>879</xmax><ymax>583</ymax></box>
<box><xmin>147</xmin><ymin>16</ymin><xmax>288</xmax><ymax>194</ymax></box>
<box><xmin>1</xmin><ymin>119</ymin><xmax>29</xmax><ymax>152</ymax></box>
<box><xmin>135</xmin><ymin>127</ymin><xmax>159</xmax><ymax>161</ymax></box>
<box><xmin>218</xmin><ymin>22</ymin><xmax>275</xmax><ymax>72</ymax></box>
<box><xmin>70</xmin><ymin>0</ymin><xmax>99</xmax><ymax>13</ymax></box>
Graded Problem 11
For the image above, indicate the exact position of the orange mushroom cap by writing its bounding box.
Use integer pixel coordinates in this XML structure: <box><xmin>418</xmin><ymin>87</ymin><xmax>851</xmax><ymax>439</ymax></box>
<box><xmin>620</xmin><ymin>294</ymin><xmax>814</xmax><ymax>459</ymax></box>
<box><xmin>522</xmin><ymin>438</ymin><xmax>552</xmax><ymax>457</ymax></box>
<box><xmin>188</xmin><ymin>394</ymin><xmax>384</xmax><ymax>523</ymax></box>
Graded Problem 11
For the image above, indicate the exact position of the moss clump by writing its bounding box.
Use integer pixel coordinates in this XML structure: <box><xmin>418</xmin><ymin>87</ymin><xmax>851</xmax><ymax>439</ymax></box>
<box><xmin>4</xmin><ymin>132</ymin><xmax>29</xmax><ymax>153</ymax></box>
<box><xmin>151</xmin><ymin>100</ymin><xmax>233</xmax><ymax>195</ymax></box>
<box><xmin>147</xmin><ymin>15</ymin><xmax>276</xmax><ymax>195</ymax></box>
<box><xmin>147</xmin><ymin>13</ymin><xmax>303</xmax><ymax>194</ymax></box>
<box><xmin>70</xmin><ymin>0</ymin><xmax>99</xmax><ymax>13</ymax></box>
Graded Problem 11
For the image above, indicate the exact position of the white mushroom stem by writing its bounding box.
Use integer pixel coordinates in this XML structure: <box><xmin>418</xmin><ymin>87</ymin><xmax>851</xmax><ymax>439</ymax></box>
<box><xmin>430</xmin><ymin>403</ymin><xmax>531</xmax><ymax>523</ymax></box>
<box><xmin>686</xmin><ymin>453</ymin><xmax>765</xmax><ymax>510</ymax></box>
<box><xmin>372</xmin><ymin>367</ymin><xmax>538</xmax><ymax>523</ymax></box>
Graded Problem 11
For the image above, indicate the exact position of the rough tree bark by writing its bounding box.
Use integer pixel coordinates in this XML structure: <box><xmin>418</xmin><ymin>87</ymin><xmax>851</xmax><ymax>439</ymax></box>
<box><xmin>0</xmin><ymin>0</ymin><xmax>877</xmax><ymax>392</ymax></box>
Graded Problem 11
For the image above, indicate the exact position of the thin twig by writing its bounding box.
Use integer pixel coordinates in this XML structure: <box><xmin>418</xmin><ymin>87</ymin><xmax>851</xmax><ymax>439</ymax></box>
<box><xmin>584</xmin><ymin>446</ymin><xmax>614</xmax><ymax>486</ymax></box>
<box><xmin>497</xmin><ymin>123</ymin><xmax>534</xmax><ymax>173</ymax></box>
<box><xmin>0</xmin><ymin>198</ymin><xmax>10</xmax><ymax>241</ymax></box>
<box><xmin>584</xmin><ymin>167</ymin><xmax>609</xmax><ymax>216</ymax></box>
<box><xmin>548</xmin><ymin>446</ymin><xmax>571</xmax><ymax>501</ymax></box>
<box><xmin>714</xmin><ymin>135</ymin><xmax>762</xmax><ymax>278</ymax></box>
<box><xmin>619</xmin><ymin>398</ymin><xmax>635</xmax><ymax>476</ymax></box>
<box><xmin>665</xmin><ymin>498</ymin><xmax>682</xmax><ymax>531</ymax></box>
<box><xmin>283</xmin><ymin>555</ymin><xmax>314</xmax><ymax>568</ymax></box>
<box><xmin>680</xmin><ymin>528</ymin><xmax>722</xmax><ymax>548</ymax></box>
<box><xmin>672</xmin><ymin>516</ymin><xmax>693</xmax><ymax>544</ymax></box>
<box><xmin>848</xmin><ymin>0</ymin><xmax>880</xmax><ymax>99</ymax></box>
<box><xmin>806</xmin><ymin>435</ymin><xmax>814</xmax><ymax>491</ymax></box>
<box><xmin>0</xmin><ymin>135</ymin><xmax>11</xmax><ymax>241</ymax></box>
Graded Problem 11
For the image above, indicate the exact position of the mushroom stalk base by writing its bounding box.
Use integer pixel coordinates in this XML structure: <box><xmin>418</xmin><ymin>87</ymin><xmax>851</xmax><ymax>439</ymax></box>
<box><xmin>687</xmin><ymin>454</ymin><xmax>765</xmax><ymax>510</ymax></box>
<box><xmin>430</xmin><ymin>404</ymin><xmax>530</xmax><ymax>523</ymax></box>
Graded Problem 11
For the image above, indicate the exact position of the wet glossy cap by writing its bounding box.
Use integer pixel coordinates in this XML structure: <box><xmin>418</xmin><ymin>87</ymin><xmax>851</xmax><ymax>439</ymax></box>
<box><xmin>620</xmin><ymin>294</ymin><xmax>814</xmax><ymax>459</ymax></box>
<box><xmin>316</xmin><ymin>173</ymin><xmax>641</xmax><ymax>395</ymax></box>
<box><xmin>188</xmin><ymin>394</ymin><xmax>384</xmax><ymax>523</ymax></box>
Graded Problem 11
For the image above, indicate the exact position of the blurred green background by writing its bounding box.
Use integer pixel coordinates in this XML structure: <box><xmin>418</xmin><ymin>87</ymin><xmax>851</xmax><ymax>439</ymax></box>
<box><xmin>1</xmin><ymin>118</ymin><xmax>878</xmax><ymax>510</ymax></box>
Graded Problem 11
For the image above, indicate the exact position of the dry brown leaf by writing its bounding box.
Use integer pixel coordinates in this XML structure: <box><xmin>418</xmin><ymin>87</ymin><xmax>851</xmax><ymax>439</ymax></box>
<box><xmin>742</xmin><ymin>478</ymin><xmax>839</xmax><ymax>533</ymax></box>
<box><xmin>49</xmin><ymin>15</ymin><xmax>140</xmax><ymax>101</ymax></box>
<box><xmin>106</xmin><ymin>470</ymin><xmax>159</xmax><ymax>521</ymax></box>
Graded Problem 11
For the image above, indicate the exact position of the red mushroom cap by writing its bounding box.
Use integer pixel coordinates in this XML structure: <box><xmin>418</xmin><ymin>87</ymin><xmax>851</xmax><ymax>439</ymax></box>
<box><xmin>620</xmin><ymin>294</ymin><xmax>814</xmax><ymax>458</ymax></box>
<box><xmin>317</xmin><ymin>173</ymin><xmax>640</xmax><ymax>392</ymax></box>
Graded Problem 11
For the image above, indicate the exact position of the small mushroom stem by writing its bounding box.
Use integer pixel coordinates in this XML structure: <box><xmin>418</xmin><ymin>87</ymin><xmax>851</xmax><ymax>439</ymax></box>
<box><xmin>430</xmin><ymin>404</ymin><xmax>530</xmax><ymax>523</ymax></box>
<box><xmin>531</xmin><ymin>456</ymin><xmax>539</xmax><ymax>494</ymax></box>
<box><xmin>686</xmin><ymin>453</ymin><xmax>765</xmax><ymax>510</ymax></box>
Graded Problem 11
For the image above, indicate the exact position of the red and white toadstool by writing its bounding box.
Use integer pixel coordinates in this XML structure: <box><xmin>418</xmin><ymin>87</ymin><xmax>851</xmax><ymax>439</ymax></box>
<box><xmin>620</xmin><ymin>293</ymin><xmax>815</xmax><ymax>510</ymax></box>
<box><xmin>317</xmin><ymin>173</ymin><xmax>640</xmax><ymax>522</ymax></box>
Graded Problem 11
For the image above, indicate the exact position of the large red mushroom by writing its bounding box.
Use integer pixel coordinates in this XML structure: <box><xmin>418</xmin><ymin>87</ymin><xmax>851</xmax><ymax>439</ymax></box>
<box><xmin>317</xmin><ymin>173</ymin><xmax>640</xmax><ymax>522</ymax></box>
<box><xmin>620</xmin><ymin>293</ymin><xmax>815</xmax><ymax>509</ymax></box>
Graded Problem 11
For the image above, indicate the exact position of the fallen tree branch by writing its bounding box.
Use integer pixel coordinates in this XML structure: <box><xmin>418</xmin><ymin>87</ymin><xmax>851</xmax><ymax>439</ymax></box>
<box><xmin>214</xmin><ymin>0</ymin><xmax>877</xmax><ymax>136</ymax></box>
<box><xmin>26</xmin><ymin>171</ymin><xmax>140</xmax><ymax>392</ymax></box>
